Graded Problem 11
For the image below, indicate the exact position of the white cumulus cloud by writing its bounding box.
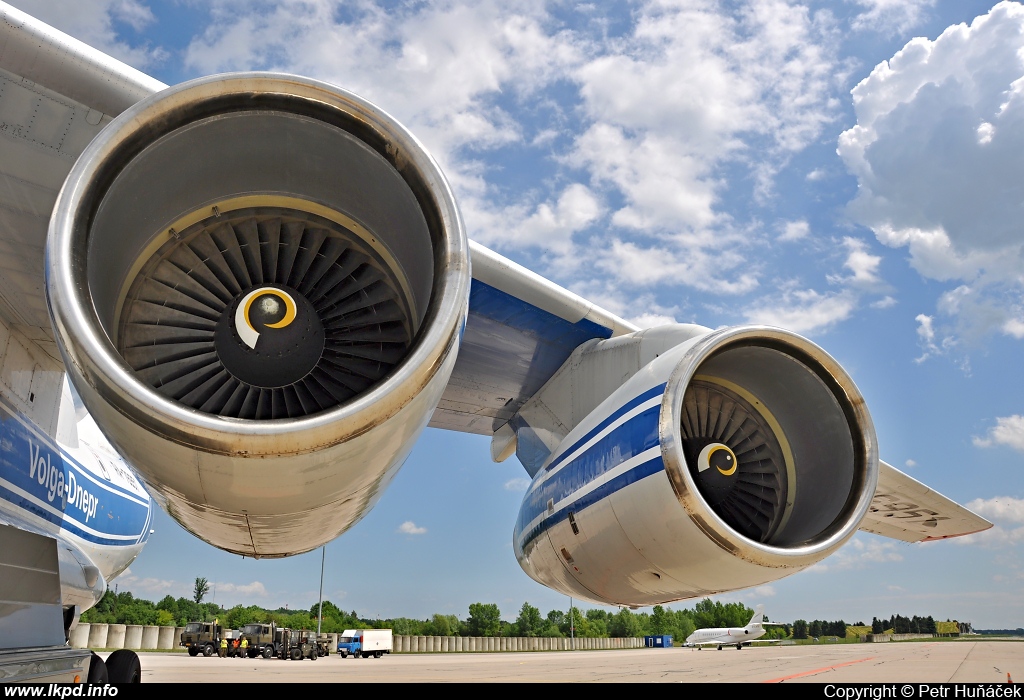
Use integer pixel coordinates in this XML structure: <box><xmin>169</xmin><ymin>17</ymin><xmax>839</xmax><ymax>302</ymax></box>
<box><xmin>744</xmin><ymin>288</ymin><xmax>856</xmax><ymax>334</ymax></box>
<box><xmin>503</xmin><ymin>477</ymin><xmax>531</xmax><ymax>492</ymax></box>
<box><xmin>398</xmin><ymin>521</ymin><xmax>427</xmax><ymax>535</ymax></box>
<box><xmin>808</xmin><ymin>537</ymin><xmax>904</xmax><ymax>572</ymax></box>
<box><xmin>974</xmin><ymin>416</ymin><xmax>1024</xmax><ymax>452</ymax></box>
<box><xmin>838</xmin><ymin>2</ymin><xmax>1024</xmax><ymax>348</ymax></box>
<box><xmin>957</xmin><ymin>497</ymin><xmax>1024</xmax><ymax>548</ymax></box>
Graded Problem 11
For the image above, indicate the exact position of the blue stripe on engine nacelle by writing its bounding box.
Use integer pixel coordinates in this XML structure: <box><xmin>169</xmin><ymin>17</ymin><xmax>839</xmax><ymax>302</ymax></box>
<box><xmin>542</xmin><ymin>383</ymin><xmax>667</xmax><ymax>474</ymax></box>
<box><xmin>518</xmin><ymin>455</ymin><xmax>665</xmax><ymax>550</ymax></box>
<box><xmin>516</xmin><ymin>387</ymin><xmax>667</xmax><ymax>549</ymax></box>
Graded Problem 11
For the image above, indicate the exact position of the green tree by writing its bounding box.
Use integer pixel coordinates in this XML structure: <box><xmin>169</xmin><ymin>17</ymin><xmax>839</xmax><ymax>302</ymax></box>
<box><xmin>650</xmin><ymin>605</ymin><xmax>670</xmax><ymax>635</ymax></box>
<box><xmin>793</xmin><ymin>619</ymin><xmax>808</xmax><ymax>639</ymax></box>
<box><xmin>585</xmin><ymin>609</ymin><xmax>610</xmax><ymax>638</ymax></box>
<box><xmin>466</xmin><ymin>603</ymin><xmax>502</xmax><ymax>637</ymax></box>
<box><xmin>193</xmin><ymin>577</ymin><xmax>210</xmax><ymax>605</ymax></box>
<box><xmin>425</xmin><ymin>614</ymin><xmax>460</xmax><ymax>636</ymax></box>
<box><xmin>560</xmin><ymin>607</ymin><xmax>591</xmax><ymax>638</ymax></box>
<box><xmin>515</xmin><ymin>603</ymin><xmax>543</xmax><ymax>637</ymax></box>
<box><xmin>609</xmin><ymin>608</ymin><xmax>644</xmax><ymax>638</ymax></box>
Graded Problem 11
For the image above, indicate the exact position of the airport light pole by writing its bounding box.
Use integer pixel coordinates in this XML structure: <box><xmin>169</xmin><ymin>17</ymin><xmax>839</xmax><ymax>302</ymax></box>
<box><xmin>569</xmin><ymin>596</ymin><xmax>574</xmax><ymax>650</ymax></box>
<box><xmin>317</xmin><ymin>546</ymin><xmax>325</xmax><ymax>635</ymax></box>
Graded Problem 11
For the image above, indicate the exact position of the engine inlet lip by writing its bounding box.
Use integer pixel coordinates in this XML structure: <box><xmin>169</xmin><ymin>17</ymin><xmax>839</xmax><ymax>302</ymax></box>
<box><xmin>659</xmin><ymin>325</ymin><xmax>879</xmax><ymax>569</ymax></box>
<box><xmin>46</xmin><ymin>72</ymin><xmax>470</xmax><ymax>456</ymax></box>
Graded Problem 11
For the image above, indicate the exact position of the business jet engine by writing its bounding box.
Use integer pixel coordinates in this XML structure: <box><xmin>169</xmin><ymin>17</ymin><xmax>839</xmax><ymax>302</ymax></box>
<box><xmin>512</xmin><ymin>325</ymin><xmax>878</xmax><ymax>606</ymax></box>
<box><xmin>46</xmin><ymin>74</ymin><xmax>470</xmax><ymax>557</ymax></box>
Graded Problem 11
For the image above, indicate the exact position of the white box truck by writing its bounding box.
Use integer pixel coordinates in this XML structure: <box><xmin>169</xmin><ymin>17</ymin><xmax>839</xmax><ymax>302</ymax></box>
<box><xmin>337</xmin><ymin>629</ymin><xmax>393</xmax><ymax>658</ymax></box>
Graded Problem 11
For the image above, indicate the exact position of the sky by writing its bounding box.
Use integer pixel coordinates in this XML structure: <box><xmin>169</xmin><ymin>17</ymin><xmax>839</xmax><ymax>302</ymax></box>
<box><xmin>11</xmin><ymin>0</ymin><xmax>1024</xmax><ymax>628</ymax></box>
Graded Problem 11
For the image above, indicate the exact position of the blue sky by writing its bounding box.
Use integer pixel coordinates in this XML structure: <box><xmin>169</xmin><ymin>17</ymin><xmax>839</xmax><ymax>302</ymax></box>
<box><xmin>14</xmin><ymin>0</ymin><xmax>1024</xmax><ymax>628</ymax></box>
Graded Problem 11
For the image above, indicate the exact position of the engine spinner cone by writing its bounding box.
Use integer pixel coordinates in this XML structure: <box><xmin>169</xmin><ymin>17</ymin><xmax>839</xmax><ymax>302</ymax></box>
<box><xmin>680</xmin><ymin>379</ymin><xmax>788</xmax><ymax>543</ymax></box>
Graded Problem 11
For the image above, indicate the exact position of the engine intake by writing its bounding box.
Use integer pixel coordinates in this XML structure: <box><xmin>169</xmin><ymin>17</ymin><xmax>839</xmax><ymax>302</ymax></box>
<box><xmin>47</xmin><ymin>74</ymin><xmax>469</xmax><ymax>557</ymax></box>
<box><xmin>662</xmin><ymin>326</ymin><xmax>878</xmax><ymax>569</ymax></box>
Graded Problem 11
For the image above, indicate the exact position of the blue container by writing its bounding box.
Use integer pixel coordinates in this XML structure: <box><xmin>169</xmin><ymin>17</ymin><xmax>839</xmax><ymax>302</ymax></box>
<box><xmin>644</xmin><ymin>635</ymin><xmax>673</xmax><ymax>647</ymax></box>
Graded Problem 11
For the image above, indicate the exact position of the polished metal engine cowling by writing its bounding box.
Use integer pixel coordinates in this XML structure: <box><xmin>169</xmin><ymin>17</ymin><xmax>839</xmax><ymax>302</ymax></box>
<box><xmin>47</xmin><ymin>74</ymin><xmax>470</xmax><ymax>557</ymax></box>
<box><xmin>514</xmin><ymin>325</ymin><xmax>878</xmax><ymax>606</ymax></box>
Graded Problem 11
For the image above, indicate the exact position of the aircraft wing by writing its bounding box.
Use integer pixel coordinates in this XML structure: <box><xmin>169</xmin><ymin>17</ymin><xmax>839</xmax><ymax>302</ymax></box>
<box><xmin>0</xmin><ymin>2</ymin><xmax>164</xmax><ymax>362</ymax></box>
<box><xmin>859</xmin><ymin>461</ymin><xmax>992</xmax><ymax>542</ymax></box>
<box><xmin>0</xmin><ymin>2</ymin><xmax>635</xmax><ymax>425</ymax></box>
<box><xmin>429</xmin><ymin>242</ymin><xmax>636</xmax><ymax>435</ymax></box>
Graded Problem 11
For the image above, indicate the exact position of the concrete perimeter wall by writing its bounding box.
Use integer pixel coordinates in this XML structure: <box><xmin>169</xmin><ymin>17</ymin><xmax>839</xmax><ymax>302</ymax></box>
<box><xmin>863</xmin><ymin>633</ymin><xmax>936</xmax><ymax>643</ymax></box>
<box><xmin>71</xmin><ymin>624</ymin><xmax>185</xmax><ymax>650</ymax></box>
<box><xmin>389</xmin><ymin>636</ymin><xmax>645</xmax><ymax>652</ymax></box>
<box><xmin>70</xmin><ymin>625</ymin><xmax>645</xmax><ymax>653</ymax></box>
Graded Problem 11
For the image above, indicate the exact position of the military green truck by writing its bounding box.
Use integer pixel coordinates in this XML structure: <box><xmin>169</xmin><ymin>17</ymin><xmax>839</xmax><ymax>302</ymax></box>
<box><xmin>239</xmin><ymin>622</ymin><xmax>286</xmax><ymax>659</ymax></box>
<box><xmin>180</xmin><ymin>622</ymin><xmax>240</xmax><ymax>657</ymax></box>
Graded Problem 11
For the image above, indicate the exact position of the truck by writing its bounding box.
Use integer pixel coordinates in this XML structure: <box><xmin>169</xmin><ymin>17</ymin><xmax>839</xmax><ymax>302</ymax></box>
<box><xmin>239</xmin><ymin>622</ymin><xmax>286</xmax><ymax>659</ymax></box>
<box><xmin>238</xmin><ymin>623</ymin><xmax>323</xmax><ymax>660</ymax></box>
<box><xmin>181</xmin><ymin>621</ymin><xmax>238</xmax><ymax>657</ymax></box>
<box><xmin>337</xmin><ymin>629</ymin><xmax>393</xmax><ymax>658</ymax></box>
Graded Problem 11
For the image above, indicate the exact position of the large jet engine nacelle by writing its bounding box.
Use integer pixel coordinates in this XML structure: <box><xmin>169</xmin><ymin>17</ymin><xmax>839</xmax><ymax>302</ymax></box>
<box><xmin>514</xmin><ymin>325</ymin><xmax>878</xmax><ymax>606</ymax></box>
<box><xmin>47</xmin><ymin>74</ymin><xmax>469</xmax><ymax>557</ymax></box>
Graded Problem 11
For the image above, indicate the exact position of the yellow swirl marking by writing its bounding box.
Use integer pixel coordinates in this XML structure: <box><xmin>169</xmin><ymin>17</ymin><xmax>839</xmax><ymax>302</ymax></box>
<box><xmin>234</xmin><ymin>287</ymin><xmax>298</xmax><ymax>349</ymax></box>
<box><xmin>712</xmin><ymin>446</ymin><xmax>738</xmax><ymax>476</ymax></box>
<box><xmin>244</xmin><ymin>289</ymin><xmax>296</xmax><ymax>330</ymax></box>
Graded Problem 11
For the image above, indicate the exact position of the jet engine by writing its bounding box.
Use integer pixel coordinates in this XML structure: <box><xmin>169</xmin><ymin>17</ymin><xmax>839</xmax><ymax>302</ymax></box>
<box><xmin>46</xmin><ymin>74</ymin><xmax>470</xmax><ymax>557</ymax></box>
<box><xmin>513</xmin><ymin>325</ymin><xmax>878</xmax><ymax>606</ymax></box>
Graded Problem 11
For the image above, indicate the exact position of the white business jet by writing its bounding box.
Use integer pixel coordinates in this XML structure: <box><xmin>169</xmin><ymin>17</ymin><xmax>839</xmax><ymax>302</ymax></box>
<box><xmin>685</xmin><ymin>605</ymin><xmax>781</xmax><ymax>650</ymax></box>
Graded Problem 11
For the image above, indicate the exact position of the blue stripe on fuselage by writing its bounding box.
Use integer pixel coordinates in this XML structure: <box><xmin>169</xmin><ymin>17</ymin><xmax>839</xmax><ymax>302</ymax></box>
<box><xmin>0</xmin><ymin>398</ymin><xmax>150</xmax><ymax>547</ymax></box>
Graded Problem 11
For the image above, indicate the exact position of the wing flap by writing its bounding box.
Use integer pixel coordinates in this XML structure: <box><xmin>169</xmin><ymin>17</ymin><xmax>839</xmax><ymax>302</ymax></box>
<box><xmin>859</xmin><ymin>461</ymin><xmax>992</xmax><ymax>542</ymax></box>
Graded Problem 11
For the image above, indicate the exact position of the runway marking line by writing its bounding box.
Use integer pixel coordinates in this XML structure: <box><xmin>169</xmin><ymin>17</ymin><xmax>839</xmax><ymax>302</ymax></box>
<box><xmin>762</xmin><ymin>656</ymin><xmax>876</xmax><ymax>683</ymax></box>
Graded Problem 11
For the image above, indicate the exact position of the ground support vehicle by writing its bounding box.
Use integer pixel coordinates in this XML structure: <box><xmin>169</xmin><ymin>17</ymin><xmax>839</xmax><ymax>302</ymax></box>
<box><xmin>278</xmin><ymin>629</ymin><xmax>320</xmax><ymax>661</ymax></box>
<box><xmin>180</xmin><ymin>622</ymin><xmax>233</xmax><ymax>657</ymax></box>
<box><xmin>239</xmin><ymin>622</ymin><xmax>291</xmax><ymax>659</ymax></box>
<box><xmin>337</xmin><ymin>629</ymin><xmax>392</xmax><ymax>658</ymax></box>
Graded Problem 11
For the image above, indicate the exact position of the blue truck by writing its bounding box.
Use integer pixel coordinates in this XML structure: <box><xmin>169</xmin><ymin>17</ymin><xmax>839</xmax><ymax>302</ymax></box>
<box><xmin>337</xmin><ymin>629</ymin><xmax>393</xmax><ymax>658</ymax></box>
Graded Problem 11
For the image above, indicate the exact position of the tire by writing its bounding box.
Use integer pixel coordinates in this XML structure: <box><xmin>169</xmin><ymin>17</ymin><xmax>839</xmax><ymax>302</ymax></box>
<box><xmin>339</xmin><ymin>651</ymin><xmax>347</xmax><ymax>658</ymax></box>
<box><xmin>374</xmin><ymin>652</ymin><xmax>382</xmax><ymax>659</ymax></box>
<box><xmin>188</xmin><ymin>647</ymin><xmax>199</xmax><ymax>657</ymax></box>
<box><xmin>310</xmin><ymin>648</ymin><xmax>318</xmax><ymax>661</ymax></box>
<box><xmin>361</xmin><ymin>653</ymin><xmax>369</xmax><ymax>659</ymax></box>
<box><xmin>736</xmin><ymin>644</ymin><xmax>742</xmax><ymax>650</ymax></box>
<box><xmin>203</xmin><ymin>645</ymin><xmax>215</xmax><ymax>657</ymax></box>
<box><xmin>87</xmin><ymin>653</ymin><xmax>108</xmax><ymax>684</ymax></box>
<box><xmin>106</xmin><ymin>650</ymin><xmax>142</xmax><ymax>683</ymax></box>
<box><xmin>263</xmin><ymin>647</ymin><xmax>274</xmax><ymax>659</ymax></box>
<box><xmin>290</xmin><ymin>648</ymin><xmax>302</xmax><ymax>661</ymax></box>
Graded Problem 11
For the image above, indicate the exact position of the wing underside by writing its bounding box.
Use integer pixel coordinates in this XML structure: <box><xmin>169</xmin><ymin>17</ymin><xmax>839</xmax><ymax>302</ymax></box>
<box><xmin>860</xmin><ymin>461</ymin><xmax>992</xmax><ymax>542</ymax></box>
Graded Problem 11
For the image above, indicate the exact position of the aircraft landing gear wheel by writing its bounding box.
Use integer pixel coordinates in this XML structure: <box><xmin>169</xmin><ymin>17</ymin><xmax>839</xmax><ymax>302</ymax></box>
<box><xmin>106</xmin><ymin>650</ymin><xmax>142</xmax><ymax>683</ymax></box>
<box><xmin>717</xmin><ymin>645</ymin><xmax>722</xmax><ymax>651</ymax></box>
<box><xmin>87</xmin><ymin>653</ymin><xmax>108</xmax><ymax>684</ymax></box>
<box><xmin>737</xmin><ymin>644</ymin><xmax>742</xmax><ymax>650</ymax></box>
